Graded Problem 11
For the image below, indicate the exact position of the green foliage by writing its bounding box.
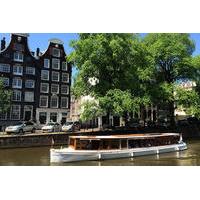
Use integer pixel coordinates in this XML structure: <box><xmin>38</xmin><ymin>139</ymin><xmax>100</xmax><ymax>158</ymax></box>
<box><xmin>69</xmin><ymin>33</ymin><xmax>152</xmax><ymax>97</ymax></box>
<box><xmin>175</xmin><ymin>87</ymin><xmax>200</xmax><ymax>118</ymax></box>
<box><xmin>70</xmin><ymin>33</ymin><xmax>199</xmax><ymax>125</ymax></box>
<box><xmin>0</xmin><ymin>79</ymin><xmax>11</xmax><ymax>113</ymax></box>
<box><xmin>80</xmin><ymin>100</ymin><xmax>103</xmax><ymax>122</ymax></box>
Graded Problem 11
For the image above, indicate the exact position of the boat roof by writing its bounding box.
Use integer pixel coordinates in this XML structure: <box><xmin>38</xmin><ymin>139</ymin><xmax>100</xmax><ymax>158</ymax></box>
<box><xmin>70</xmin><ymin>133</ymin><xmax>180</xmax><ymax>140</ymax></box>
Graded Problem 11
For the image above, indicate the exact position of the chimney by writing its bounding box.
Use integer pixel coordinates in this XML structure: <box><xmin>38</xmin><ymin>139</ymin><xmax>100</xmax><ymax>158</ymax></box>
<box><xmin>1</xmin><ymin>37</ymin><xmax>6</xmax><ymax>51</ymax></box>
<box><xmin>36</xmin><ymin>48</ymin><xmax>40</xmax><ymax>57</ymax></box>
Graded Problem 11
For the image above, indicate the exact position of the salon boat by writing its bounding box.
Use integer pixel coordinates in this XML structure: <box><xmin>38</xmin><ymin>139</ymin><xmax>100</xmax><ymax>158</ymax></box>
<box><xmin>50</xmin><ymin>133</ymin><xmax>187</xmax><ymax>163</ymax></box>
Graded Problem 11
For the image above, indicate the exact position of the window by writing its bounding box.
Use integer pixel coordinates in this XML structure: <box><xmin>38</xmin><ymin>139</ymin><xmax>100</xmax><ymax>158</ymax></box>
<box><xmin>1</xmin><ymin>78</ymin><xmax>9</xmax><ymax>86</ymax></box>
<box><xmin>52</xmin><ymin>58</ymin><xmax>60</xmax><ymax>70</ymax></box>
<box><xmin>40</xmin><ymin>83</ymin><xmax>49</xmax><ymax>93</ymax></box>
<box><xmin>62</xmin><ymin>62</ymin><xmax>67</xmax><ymax>71</ymax></box>
<box><xmin>62</xmin><ymin>73</ymin><xmax>69</xmax><ymax>82</ymax></box>
<box><xmin>51</xmin><ymin>84</ymin><xmax>59</xmax><ymax>94</ymax></box>
<box><xmin>25</xmin><ymin>80</ymin><xmax>35</xmax><ymax>88</ymax></box>
<box><xmin>51</xmin><ymin>96</ymin><xmax>58</xmax><ymax>108</ymax></box>
<box><xmin>14</xmin><ymin>52</ymin><xmax>23</xmax><ymax>62</ymax></box>
<box><xmin>13</xmin><ymin>43</ymin><xmax>24</xmax><ymax>51</ymax></box>
<box><xmin>13</xmin><ymin>65</ymin><xmax>23</xmax><ymax>75</ymax></box>
<box><xmin>61</xmin><ymin>85</ymin><xmax>69</xmax><ymax>94</ymax></box>
<box><xmin>50</xmin><ymin>112</ymin><xmax>57</xmax><ymax>122</ymax></box>
<box><xmin>26</xmin><ymin>67</ymin><xmax>35</xmax><ymax>75</ymax></box>
<box><xmin>52</xmin><ymin>48</ymin><xmax>60</xmax><ymax>57</ymax></box>
<box><xmin>39</xmin><ymin>112</ymin><xmax>47</xmax><ymax>124</ymax></box>
<box><xmin>52</xmin><ymin>71</ymin><xmax>59</xmax><ymax>82</ymax></box>
<box><xmin>61</xmin><ymin>97</ymin><xmax>68</xmax><ymax>108</ymax></box>
<box><xmin>41</xmin><ymin>70</ymin><xmax>49</xmax><ymax>80</ymax></box>
<box><xmin>0</xmin><ymin>63</ymin><xmax>10</xmax><ymax>73</ymax></box>
<box><xmin>44</xmin><ymin>59</ymin><xmax>50</xmax><ymax>68</ymax></box>
<box><xmin>40</xmin><ymin>96</ymin><xmax>48</xmax><ymax>107</ymax></box>
<box><xmin>12</xmin><ymin>78</ymin><xmax>22</xmax><ymax>88</ymax></box>
<box><xmin>0</xmin><ymin>112</ymin><xmax>7</xmax><ymax>120</ymax></box>
<box><xmin>12</xmin><ymin>90</ymin><xmax>21</xmax><ymax>101</ymax></box>
<box><xmin>25</xmin><ymin>92</ymin><xmax>34</xmax><ymax>102</ymax></box>
<box><xmin>10</xmin><ymin>105</ymin><xmax>21</xmax><ymax>120</ymax></box>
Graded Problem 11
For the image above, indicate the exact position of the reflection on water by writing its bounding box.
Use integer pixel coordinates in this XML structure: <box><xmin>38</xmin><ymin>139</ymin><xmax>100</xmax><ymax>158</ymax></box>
<box><xmin>0</xmin><ymin>139</ymin><xmax>200</xmax><ymax>166</ymax></box>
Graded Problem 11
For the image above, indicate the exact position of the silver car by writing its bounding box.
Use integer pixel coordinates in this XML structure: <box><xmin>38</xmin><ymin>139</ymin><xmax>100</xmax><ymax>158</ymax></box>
<box><xmin>41</xmin><ymin>122</ymin><xmax>61</xmax><ymax>133</ymax></box>
<box><xmin>5</xmin><ymin>121</ymin><xmax>37</xmax><ymax>134</ymax></box>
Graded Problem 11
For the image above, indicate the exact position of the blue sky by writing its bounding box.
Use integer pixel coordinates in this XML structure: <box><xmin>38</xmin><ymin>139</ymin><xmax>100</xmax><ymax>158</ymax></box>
<box><xmin>1</xmin><ymin>33</ymin><xmax>200</xmax><ymax>78</ymax></box>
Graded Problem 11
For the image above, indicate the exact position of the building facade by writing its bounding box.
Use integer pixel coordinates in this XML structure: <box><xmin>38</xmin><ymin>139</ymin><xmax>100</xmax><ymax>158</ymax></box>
<box><xmin>0</xmin><ymin>34</ymin><xmax>71</xmax><ymax>129</ymax></box>
<box><xmin>36</xmin><ymin>39</ymin><xmax>71</xmax><ymax>125</ymax></box>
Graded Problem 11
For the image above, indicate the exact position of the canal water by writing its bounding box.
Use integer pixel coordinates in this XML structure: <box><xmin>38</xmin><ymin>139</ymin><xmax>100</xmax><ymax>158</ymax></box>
<box><xmin>0</xmin><ymin>139</ymin><xmax>200</xmax><ymax>166</ymax></box>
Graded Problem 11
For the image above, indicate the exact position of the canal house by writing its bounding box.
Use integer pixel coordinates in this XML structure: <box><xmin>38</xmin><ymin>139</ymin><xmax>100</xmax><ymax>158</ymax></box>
<box><xmin>36</xmin><ymin>39</ymin><xmax>71</xmax><ymax>125</ymax></box>
<box><xmin>0</xmin><ymin>34</ymin><xmax>71</xmax><ymax>130</ymax></box>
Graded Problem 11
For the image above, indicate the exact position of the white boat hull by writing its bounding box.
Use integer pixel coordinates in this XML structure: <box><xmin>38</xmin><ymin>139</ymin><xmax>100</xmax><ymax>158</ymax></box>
<box><xmin>50</xmin><ymin>142</ymin><xmax>187</xmax><ymax>163</ymax></box>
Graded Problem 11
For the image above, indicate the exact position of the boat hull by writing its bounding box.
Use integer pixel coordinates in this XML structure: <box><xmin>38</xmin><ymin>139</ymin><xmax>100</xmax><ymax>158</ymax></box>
<box><xmin>50</xmin><ymin>142</ymin><xmax>187</xmax><ymax>163</ymax></box>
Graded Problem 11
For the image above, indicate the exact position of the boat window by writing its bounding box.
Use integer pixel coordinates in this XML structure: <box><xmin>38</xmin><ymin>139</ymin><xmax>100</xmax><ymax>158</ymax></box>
<box><xmin>110</xmin><ymin>140</ymin><xmax>120</xmax><ymax>149</ymax></box>
<box><xmin>91</xmin><ymin>140</ymin><xmax>100</xmax><ymax>150</ymax></box>
<box><xmin>102</xmin><ymin>140</ymin><xmax>110</xmax><ymax>149</ymax></box>
<box><xmin>121</xmin><ymin>140</ymin><xmax>127</xmax><ymax>149</ymax></box>
<box><xmin>69</xmin><ymin>139</ymin><xmax>75</xmax><ymax>146</ymax></box>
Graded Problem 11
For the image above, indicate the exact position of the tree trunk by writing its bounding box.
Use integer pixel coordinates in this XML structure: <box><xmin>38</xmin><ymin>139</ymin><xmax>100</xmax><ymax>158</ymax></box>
<box><xmin>168</xmin><ymin>101</ymin><xmax>175</xmax><ymax>128</ymax></box>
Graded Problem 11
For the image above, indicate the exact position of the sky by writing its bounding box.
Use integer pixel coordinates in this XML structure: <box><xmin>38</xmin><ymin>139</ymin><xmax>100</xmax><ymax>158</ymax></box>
<box><xmin>0</xmin><ymin>33</ymin><xmax>200</xmax><ymax>78</ymax></box>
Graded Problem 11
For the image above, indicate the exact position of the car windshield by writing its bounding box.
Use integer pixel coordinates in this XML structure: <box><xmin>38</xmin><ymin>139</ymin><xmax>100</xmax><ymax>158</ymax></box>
<box><xmin>13</xmin><ymin>122</ymin><xmax>24</xmax><ymax>126</ymax></box>
<box><xmin>65</xmin><ymin>122</ymin><xmax>73</xmax><ymax>125</ymax></box>
<box><xmin>47</xmin><ymin>122</ymin><xmax>55</xmax><ymax>126</ymax></box>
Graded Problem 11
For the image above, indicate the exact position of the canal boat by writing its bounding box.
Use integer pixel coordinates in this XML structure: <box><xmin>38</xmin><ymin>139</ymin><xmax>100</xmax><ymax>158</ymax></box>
<box><xmin>50</xmin><ymin>133</ymin><xmax>187</xmax><ymax>163</ymax></box>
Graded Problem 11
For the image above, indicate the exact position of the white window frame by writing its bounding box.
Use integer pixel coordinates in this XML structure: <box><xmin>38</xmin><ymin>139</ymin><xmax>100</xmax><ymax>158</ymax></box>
<box><xmin>52</xmin><ymin>48</ymin><xmax>60</xmax><ymax>57</ymax></box>
<box><xmin>44</xmin><ymin>59</ymin><xmax>50</xmax><ymax>68</ymax></box>
<box><xmin>0</xmin><ymin>63</ymin><xmax>10</xmax><ymax>73</ymax></box>
<box><xmin>26</xmin><ymin>67</ymin><xmax>35</xmax><ymax>75</ymax></box>
<box><xmin>41</xmin><ymin>70</ymin><xmax>49</xmax><ymax>81</ymax></box>
<box><xmin>10</xmin><ymin>105</ymin><xmax>21</xmax><ymax>120</ymax></box>
<box><xmin>62</xmin><ymin>73</ymin><xmax>69</xmax><ymax>83</ymax></box>
<box><xmin>50</xmin><ymin>96</ymin><xmax>58</xmax><ymax>108</ymax></box>
<box><xmin>52</xmin><ymin>58</ymin><xmax>60</xmax><ymax>70</ymax></box>
<box><xmin>25</xmin><ymin>80</ymin><xmax>35</xmax><ymax>88</ymax></box>
<box><xmin>61</xmin><ymin>85</ymin><xmax>69</xmax><ymax>94</ymax></box>
<box><xmin>40</xmin><ymin>96</ymin><xmax>48</xmax><ymax>108</ymax></box>
<box><xmin>52</xmin><ymin>71</ymin><xmax>60</xmax><ymax>82</ymax></box>
<box><xmin>12</xmin><ymin>78</ymin><xmax>22</xmax><ymax>89</ymax></box>
<box><xmin>61</xmin><ymin>97</ymin><xmax>68</xmax><ymax>108</ymax></box>
<box><xmin>40</xmin><ymin>83</ymin><xmax>49</xmax><ymax>93</ymax></box>
<box><xmin>24</xmin><ymin>91</ymin><xmax>34</xmax><ymax>102</ymax></box>
<box><xmin>51</xmin><ymin>84</ymin><xmax>59</xmax><ymax>94</ymax></box>
<box><xmin>12</xmin><ymin>90</ymin><xmax>21</xmax><ymax>101</ymax></box>
<box><xmin>62</xmin><ymin>62</ymin><xmax>68</xmax><ymax>71</ymax></box>
<box><xmin>14</xmin><ymin>52</ymin><xmax>23</xmax><ymax>62</ymax></box>
<box><xmin>13</xmin><ymin>65</ymin><xmax>23</xmax><ymax>75</ymax></box>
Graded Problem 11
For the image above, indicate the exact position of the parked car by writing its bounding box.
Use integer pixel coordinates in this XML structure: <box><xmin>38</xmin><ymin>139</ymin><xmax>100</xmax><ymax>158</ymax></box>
<box><xmin>62</xmin><ymin>121</ymin><xmax>81</xmax><ymax>132</ymax></box>
<box><xmin>41</xmin><ymin>122</ymin><xmax>61</xmax><ymax>133</ymax></box>
<box><xmin>126</xmin><ymin>119</ymin><xmax>143</xmax><ymax>128</ymax></box>
<box><xmin>156</xmin><ymin>118</ymin><xmax>171</xmax><ymax>128</ymax></box>
<box><xmin>186</xmin><ymin>117</ymin><xmax>199</xmax><ymax>124</ymax></box>
<box><xmin>5</xmin><ymin>121</ymin><xmax>37</xmax><ymax>134</ymax></box>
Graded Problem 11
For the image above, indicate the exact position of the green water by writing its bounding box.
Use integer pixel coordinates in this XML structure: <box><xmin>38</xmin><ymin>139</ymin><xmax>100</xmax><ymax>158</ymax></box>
<box><xmin>0</xmin><ymin>139</ymin><xmax>199</xmax><ymax>166</ymax></box>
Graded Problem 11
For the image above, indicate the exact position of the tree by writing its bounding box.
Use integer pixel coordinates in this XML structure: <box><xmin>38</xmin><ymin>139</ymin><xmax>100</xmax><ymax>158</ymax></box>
<box><xmin>80</xmin><ymin>100</ymin><xmax>104</xmax><ymax>130</ymax></box>
<box><xmin>69</xmin><ymin>34</ymin><xmax>153</xmax><ymax>125</ymax></box>
<box><xmin>143</xmin><ymin>33</ymin><xmax>195</xmax><ymax>126</ymax></box>
<box><xmin>0</xmin><ymin>79</ymin><xmax>11</xmax><ymax>114</ymax></box>
<box><xmin>175</xmin><ymin>86</ymin><xmax>200</xmax><ymax>118</ymax></box>
<box><xmin>69</xmin><ymin>33</ymin><xmax>147</xmax><ymax>97</ymax></box>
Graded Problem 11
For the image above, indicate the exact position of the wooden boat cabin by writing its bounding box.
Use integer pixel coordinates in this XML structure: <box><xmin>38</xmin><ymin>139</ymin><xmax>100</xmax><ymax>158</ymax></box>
<box><xmin>68</xmin><ymin>133</ymin><xmax>181</xmax><ymax>151</ymax></box>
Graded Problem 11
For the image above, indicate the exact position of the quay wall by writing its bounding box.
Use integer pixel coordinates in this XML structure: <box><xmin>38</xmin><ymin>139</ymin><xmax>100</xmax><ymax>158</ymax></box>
<box><xmin>0</xmin><ymin>133</ymin><xmax>69</xmax><ymax>149</ymax></box>
<box><xmin>0</xmin><ymin>124</ymin><xmax>199</xmax><ymax>149</ymax></box>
